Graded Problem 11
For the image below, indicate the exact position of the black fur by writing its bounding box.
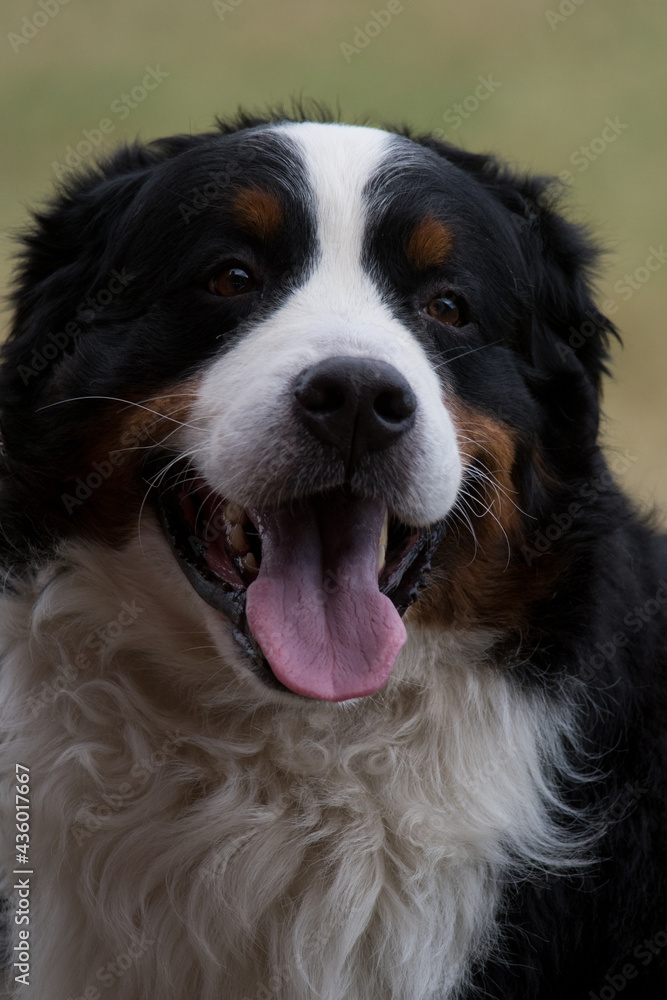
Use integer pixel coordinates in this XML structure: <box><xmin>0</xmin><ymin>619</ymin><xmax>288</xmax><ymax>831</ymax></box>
<box><xmin>1</xmin><ymin>111</ymin><xmax>666</xmax><ymax>998</ymax></box>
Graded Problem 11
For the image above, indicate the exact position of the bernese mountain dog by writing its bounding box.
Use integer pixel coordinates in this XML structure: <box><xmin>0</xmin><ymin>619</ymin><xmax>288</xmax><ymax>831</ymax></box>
<box><xmin>0</xmin><ymin>111</ymin><xmax>666</xmax><ymax>1000</ymax></box>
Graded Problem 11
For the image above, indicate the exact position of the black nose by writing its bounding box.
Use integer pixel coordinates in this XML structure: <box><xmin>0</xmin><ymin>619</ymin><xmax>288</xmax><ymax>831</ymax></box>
<box><xmin>294</xmin><ymin>356</ymin><xmax>417</xmax><ymax>468</ymax></box>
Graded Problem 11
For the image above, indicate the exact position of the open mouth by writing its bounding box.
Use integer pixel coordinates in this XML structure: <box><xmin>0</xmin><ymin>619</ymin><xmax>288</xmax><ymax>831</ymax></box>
<box><xmin>152</xmin><ymin>457</ymin><xmax>444</xmax><ymax>701</ymax></box>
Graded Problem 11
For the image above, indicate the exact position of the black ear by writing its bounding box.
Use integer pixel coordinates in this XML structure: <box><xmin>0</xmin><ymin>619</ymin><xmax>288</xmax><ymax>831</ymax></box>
<box><xmin>414</xmin><ymin>135</ymin><xmax>618</xmax><ymax>396</ymax></box>
<box><xmin>0</xmin><ymin>134</ymin><xmax>212</xmax><ymax>430</ymax></box>
<box><xmin>6</xmin><ymin>134</ymin><xmax>212</xmax><ymax>350</ymax></box>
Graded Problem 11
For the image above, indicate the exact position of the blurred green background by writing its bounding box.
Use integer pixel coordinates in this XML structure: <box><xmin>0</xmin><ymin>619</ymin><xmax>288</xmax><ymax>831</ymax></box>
<box><xmin>2</xmin><ymin>0</ymin><xmax>666</xmax><ymax>513</ymax></box>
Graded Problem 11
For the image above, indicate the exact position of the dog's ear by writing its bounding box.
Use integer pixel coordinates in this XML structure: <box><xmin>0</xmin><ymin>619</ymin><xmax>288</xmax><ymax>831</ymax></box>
<box><xmin>8</xmin><ymin>135</ymin><xmax>210</xmax><ymax>352</ymax></box>
<box><xmin>0</xmin><ymin>135</ymin><xmax>213</xmax><ymax>425</ymax></box>
<box><xmin>417</xmin><ymin>137</ymin><xmax>618</xmax><ymax>395</ymax></box>
<box><xmin>412</xmin><ymin>136</ymin><xmax>619</xmax><ymax>456</ymax></box>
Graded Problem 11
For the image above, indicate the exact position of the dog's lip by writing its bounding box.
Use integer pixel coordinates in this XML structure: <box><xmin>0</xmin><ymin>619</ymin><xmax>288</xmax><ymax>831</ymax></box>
<box><xmin>149</xmin><ymin>455</ymin><xmax>445</xmax><ymax>692</ymax></box>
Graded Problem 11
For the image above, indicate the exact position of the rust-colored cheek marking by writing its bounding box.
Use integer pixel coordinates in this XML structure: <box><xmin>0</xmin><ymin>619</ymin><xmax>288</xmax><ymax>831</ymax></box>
<box><xmin>70</xmin><ymin>376</ymin><xmax>203</xmax><ymax>544</ymax></box>
<box><xmin>232</xmin><ymin>187</ymin><xmax>284</xmax><ymax>242</ymax></box>
<box><xmin>406</xmin><ymin>216</ymin><xmax>453</xmax><ymax>270</ymax></box>
<box><xmin>108</xmin><ymin>380</ymin><xmax>200</xmax><ymax>458</ymax></box>
<box><xmin>409</xmin><ymin>395</ymin><xmax>540</xmax><ymax>632</ymax></box>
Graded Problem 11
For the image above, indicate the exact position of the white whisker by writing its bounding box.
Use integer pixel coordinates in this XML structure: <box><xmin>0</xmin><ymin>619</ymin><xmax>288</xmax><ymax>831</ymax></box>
<box><xmin>37</xmin><ymin>395</ymin><xmax>202</xmax><ymax>432</ymax></box>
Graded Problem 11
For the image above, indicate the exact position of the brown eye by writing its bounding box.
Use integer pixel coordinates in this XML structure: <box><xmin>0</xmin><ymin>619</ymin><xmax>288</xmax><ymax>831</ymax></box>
<box><xmin>209</xmin><ymin>263</ymin><xmax>256</xmax><ymax>297</ymax></box>
<box><xmin>426</xmin><ymin>295</ymin><xmax>464</xmax><ymax>326</ymax></box>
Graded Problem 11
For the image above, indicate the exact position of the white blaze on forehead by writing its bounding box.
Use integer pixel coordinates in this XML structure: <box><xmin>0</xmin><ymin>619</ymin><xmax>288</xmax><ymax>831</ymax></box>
<box><xmin>272</xmin><ymin>121</ymin><xmax>429</xmax><ymax>365</ymax></box>
<box><xmin>185</xmin><ymin>121</ymin><xmax>462</xmax><ymax>526</ymax></box>
<box><xmin>278</xmin><ymin>121</ymin><xmax>392</xmax><ymax>301</ymax></box>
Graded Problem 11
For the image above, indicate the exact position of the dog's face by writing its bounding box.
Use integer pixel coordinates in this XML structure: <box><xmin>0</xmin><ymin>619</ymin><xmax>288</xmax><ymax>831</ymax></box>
<box><xmin>0</xmin><ymin>119</ymin><xmax>614</xmax><ymax>701</ymax></box>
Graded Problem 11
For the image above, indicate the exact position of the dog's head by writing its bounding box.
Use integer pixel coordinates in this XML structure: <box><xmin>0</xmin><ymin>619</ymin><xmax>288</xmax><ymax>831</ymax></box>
<box><xmin>0</xmin><ymin>116</ymin><xmax>616</xmax><ymax>701</ymax></box>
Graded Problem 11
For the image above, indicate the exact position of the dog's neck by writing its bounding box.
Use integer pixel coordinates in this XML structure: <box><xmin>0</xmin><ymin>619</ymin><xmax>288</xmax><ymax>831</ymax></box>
<box><xmin>0</xmin><ymin>531</ymin><xmax>589</xmax><ymax>999</ymax></box>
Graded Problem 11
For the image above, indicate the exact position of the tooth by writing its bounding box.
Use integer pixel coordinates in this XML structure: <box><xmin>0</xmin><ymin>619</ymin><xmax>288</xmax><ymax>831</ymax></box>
<box><xmin>243</xmin><ymin>552</ymin><xmax>259</xmax><ymax>577</ymax></box>
<box><xmin>378</xmin><ymin>513</ymin><xmax>388</xmax><ymax>573</ymax></box>
<box><xmin>229</xmin><ymin>523</ymin><xmax>250</xmax><ymax>554</ymax></box>
<box><xmin>379</xmin><ymin>513</ymin><xmax>388</xmax><ymax>550</ymax></box>
<box><xmin>224</xmin><ymin>502</ymin><xmax>245</xmax><ymax>525</ymax></box>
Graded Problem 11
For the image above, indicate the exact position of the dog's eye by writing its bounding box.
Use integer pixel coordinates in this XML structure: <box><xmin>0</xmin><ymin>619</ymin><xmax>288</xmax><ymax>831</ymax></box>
<box><xmin>208</xmin><ymin>263</ymin><xmax>256</xmax><ymax>297</ymax></box>
<box><xmin>426</xmin><ymin>295</ymin><xmax>466</xmax><ymax>326</ymax></box>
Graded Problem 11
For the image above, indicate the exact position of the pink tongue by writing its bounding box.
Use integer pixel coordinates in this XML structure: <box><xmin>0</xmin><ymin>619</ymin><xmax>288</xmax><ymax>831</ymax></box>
<box><xmin>245</xmin><ymin>495</ymin><xmax>406</xmax><ymax>701</ymax></box>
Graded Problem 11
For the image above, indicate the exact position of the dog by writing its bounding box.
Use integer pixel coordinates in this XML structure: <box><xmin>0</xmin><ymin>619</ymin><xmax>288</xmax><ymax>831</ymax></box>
<box><xmin>0</xmin><ymin>110</ymin><xmax>666</xmax><ymax>1000</ymax></box>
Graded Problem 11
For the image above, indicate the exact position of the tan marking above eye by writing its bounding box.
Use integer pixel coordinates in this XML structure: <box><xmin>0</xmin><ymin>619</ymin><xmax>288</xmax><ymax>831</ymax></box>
<box><xmin>406</xmin><ymin>216</ymin><xmax>453</xmax><ymax>270</ymax></box>
<box><xmin>231</xmin><ymin>187</ymin><xmax>284</xmax><ymax>242</ymax></box>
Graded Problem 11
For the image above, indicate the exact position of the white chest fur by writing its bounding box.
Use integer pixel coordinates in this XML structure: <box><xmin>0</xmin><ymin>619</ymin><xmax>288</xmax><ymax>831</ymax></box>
<box><xmin>0</xmin><ymin>538</ymin><xmax>583</xmax><ymax>1000</ymax></box>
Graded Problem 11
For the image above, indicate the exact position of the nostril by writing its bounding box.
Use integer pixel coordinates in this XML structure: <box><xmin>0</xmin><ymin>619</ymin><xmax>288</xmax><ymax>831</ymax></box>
<box><xmin>374</xmin><ymin>387</ymin><xmax>417</xmax><ymax>424</ymax></box>
<box><xmin>294</xmin><ymin>356</ymin><xmax>417</xmax><ymax>466</ymax></box>
<box><xmin>296</xmin><ymin>377</ymin><xmax>345</xmax><ymax>415</ymax></box>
